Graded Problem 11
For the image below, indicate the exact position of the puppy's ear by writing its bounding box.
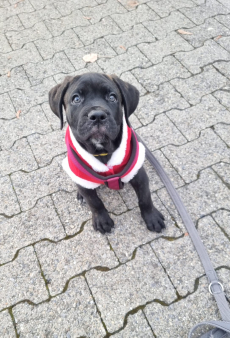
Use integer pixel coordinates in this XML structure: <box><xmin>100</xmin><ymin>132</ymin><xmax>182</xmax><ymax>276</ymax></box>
<box><xmin>48</xmin><ymin>76</ymin><xmax>73</xmax><ymax>129</ymax></box>
<box><xmin>110</xmin><ymin>75</ymin><xmax>139</xmax><ymax>125</ymax></box>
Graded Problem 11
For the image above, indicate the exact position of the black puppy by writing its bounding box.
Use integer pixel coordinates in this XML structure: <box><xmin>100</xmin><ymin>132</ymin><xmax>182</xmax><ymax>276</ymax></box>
<box><xmin>49</xmin><ymin>73</ymin><xmax>165</xmax><ymax>234</ymax></box>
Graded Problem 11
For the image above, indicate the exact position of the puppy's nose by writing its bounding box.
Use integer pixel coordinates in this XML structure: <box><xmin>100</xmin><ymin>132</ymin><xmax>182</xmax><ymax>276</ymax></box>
<box><xmin>88</xmin><ymin>110</ymin><xmax>107</xmax><ymax>121</ymax></box>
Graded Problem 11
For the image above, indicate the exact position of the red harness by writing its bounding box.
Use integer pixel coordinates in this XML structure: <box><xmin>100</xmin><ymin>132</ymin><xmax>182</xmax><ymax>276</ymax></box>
<box><xmin>65</xmin><ymin>125</ymin><xmax>140</xmax><ymax>190</ymax></box>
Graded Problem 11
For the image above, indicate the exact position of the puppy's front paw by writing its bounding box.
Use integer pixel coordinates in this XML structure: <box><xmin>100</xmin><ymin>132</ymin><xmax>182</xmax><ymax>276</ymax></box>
<box><xmin>77</xmin><ymin>191</ymin><xmax>84</xmax><ymax>204</ymax></box>
<box><xmin>142</xmin><ymin>208</ymin><xmax>165</xmax><ymax>233</ymax></box>
<box><xmin>92</xmin><ymin>211</ymin><xmax>114</xmax><ymax>234</ymax></box>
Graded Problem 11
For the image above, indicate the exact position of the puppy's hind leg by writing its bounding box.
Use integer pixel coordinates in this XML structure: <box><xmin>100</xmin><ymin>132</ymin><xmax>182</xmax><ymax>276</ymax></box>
<box><xmin>76</xmin><ymin>184</ymin><xmax>114</xmax><ymax>234</ymax></box>
<box><xmin>130</xmin><ymin>166</ymin><xmax>165</xmax><ymax>233</ymax></box>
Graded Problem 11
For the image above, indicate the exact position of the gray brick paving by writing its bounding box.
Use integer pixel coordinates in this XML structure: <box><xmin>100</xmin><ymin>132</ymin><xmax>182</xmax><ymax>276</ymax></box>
<box><xmin>0</xmin><ymin>106</ymin><xmax>52</xmax><ymax>150</ymax></box>
<box><xmin>13</xmin><ymin>277</ymin><xmax>106</xmax><ymax>337</ymax></box>
<box><xmin>136</xmin><ymin>82</ymin><xmax>190</xmax><ymax>125</ymax></box>
<box><xmin>0</xmin><ymin>196</ymin><xmax>65</xmax><ymax>265</ymax></box>
<box><xmin>132</xmin><ymin>56</ymin><xmax>191</xmax><ymax>92</ymax></box>
<box><xmin>0</xmin><ymin>247</ymin><xmax>48</xmax><ymax>310</ymax></box>
<box><xmin>144</xmin><ymin>275</ymin><xmax>221</xmax><ymax>338</ymax></box>
<box><xmin>171</xmin><ymin>65</ymin><xmax>229</xmax><ymax>105</ymax></box>
<box><xmin>112</xmin><ymin>310</ymin><xmax>154</xmax><ymax>338</ymax></box>
<box><xmin>11</xmin><ymin>155</ymin><xmax>76</xmax><ymax>211</ymax></box>
<box><xmin>0</xmin><ymin>311</ymin><xmax>16</xmax><ymax>337</ymax></box>
<box><xmin>0</xmin><ymin>138</ymin><xmax>37</xmax><ymax>177</ymax></box>
<box><xmin>175</xmin><ymin>40</ymin><xmax>230</xmax><ymax>74</ymax></box>
<box><xmin>1</xmin><ymin>0</ymin><xmax>230</xmax><ymax>336</ymax></box>
<box><xmin>111</xmin><ymin>4</ymin><xmax>159</xmax><ymax>31</ymax></box>
<box><xmin>166</xmin><ymin>94</ymin><xmax>230</xmax><ymax>140</ymax></box>
<box><xmin>35</xmin><ymin>221</ymin><xmax>119</xmax><ymax>295</ymax></box>
<box><xmin>138</xmin><ymin>31</ymin><xmax>193</xmax><ymax>65</ymax></box>
<box><xmin>86</xmin><ymin>245</ymin><xmax>177</xmax><ymax>332</ymax></box>
<box><xmin>179</xmin><ymin>18</ymin><xmax>230</xmax><ymax>48</ymax></box>
<box><xmin>162</xmin><ymin>128</ymin><xmax>230</xmax><ymax>182</ymax></box>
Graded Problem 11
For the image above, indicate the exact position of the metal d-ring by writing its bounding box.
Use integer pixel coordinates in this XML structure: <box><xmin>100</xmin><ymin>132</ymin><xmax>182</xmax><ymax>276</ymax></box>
<box><xmin>209</xmin><ymin>281</ymin><xmax>224</xmax><ymax>295</ymax></box>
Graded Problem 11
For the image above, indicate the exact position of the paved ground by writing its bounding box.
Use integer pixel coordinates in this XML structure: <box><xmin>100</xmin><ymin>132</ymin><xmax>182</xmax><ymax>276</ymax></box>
<box><xmin>1</xmin><ymin>0</ymin><xmax>230</xmax><ymax>336</ymax></box>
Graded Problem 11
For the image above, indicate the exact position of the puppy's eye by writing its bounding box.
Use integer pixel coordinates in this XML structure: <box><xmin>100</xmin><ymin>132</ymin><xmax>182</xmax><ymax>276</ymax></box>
<box><xmin>109</xmin><ymin>93</ymin><xmax>117</xmax><ymax>102</ymax></box>
<box><xmin>72</xmin><ymin>94</ymin><xmax>81</xmax><ymax>104</ymax></box>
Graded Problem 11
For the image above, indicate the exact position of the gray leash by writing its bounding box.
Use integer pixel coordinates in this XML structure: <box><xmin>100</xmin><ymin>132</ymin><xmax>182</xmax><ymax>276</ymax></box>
<box><xmin>136</xmin><ymin>133</ymin><xmax>230</xmax><ymax>338</ymax></box>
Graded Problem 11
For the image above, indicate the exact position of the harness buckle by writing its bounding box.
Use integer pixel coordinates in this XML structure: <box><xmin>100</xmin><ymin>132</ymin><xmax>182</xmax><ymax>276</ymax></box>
<box><xmin>105</xmin><ymin>177</ymin><xmax>124</xmax><ymax>190</ymax></box>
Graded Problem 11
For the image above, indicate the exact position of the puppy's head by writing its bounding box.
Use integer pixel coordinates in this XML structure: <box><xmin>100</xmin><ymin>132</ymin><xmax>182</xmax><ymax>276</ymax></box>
<box><xmin>49</xmin><ymin>73</ymin><xmax>139</xmax><ymax>153</ymax></box>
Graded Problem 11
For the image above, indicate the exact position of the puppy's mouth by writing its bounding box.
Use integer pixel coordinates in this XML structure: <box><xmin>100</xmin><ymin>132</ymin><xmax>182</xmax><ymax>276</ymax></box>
<box><xmin>88</xmin><ymin>126</ymin><xmax>108</xmax><ymax>149</ymax></box>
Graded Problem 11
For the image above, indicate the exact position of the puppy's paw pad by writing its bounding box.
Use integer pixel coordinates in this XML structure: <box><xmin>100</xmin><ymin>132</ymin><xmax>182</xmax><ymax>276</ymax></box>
<box><xmin>142</xmin><ymin>208</ymin><xmax>165</xmax><ymax>233</ymax></box>
<box><xmin>92</xmin><ymin>212</ymin><xmax>114</xmax><ymax>234</ymax></box>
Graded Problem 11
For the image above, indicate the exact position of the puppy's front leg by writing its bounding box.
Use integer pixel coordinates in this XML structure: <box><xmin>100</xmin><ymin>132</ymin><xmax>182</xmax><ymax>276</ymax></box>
<box><xmin>130</xmin><ymin>167</ymin><xmax>165</xmax><ymax>232</ymax></box>
<box><xmin>77</xmin><ymin>185</ymin><xmax>114</xmax><ymax>234</ymax></box>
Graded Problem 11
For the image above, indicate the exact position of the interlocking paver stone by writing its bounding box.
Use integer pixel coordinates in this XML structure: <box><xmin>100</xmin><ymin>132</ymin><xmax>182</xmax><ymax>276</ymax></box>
<box><xmin>0</xmin><ymin>106</ymin><xmax>52</xmax><ymax>150</ymax></box>
<box><xmin>137</xmin><ymin>114</ymin><xmax>186</xmax><ymax>151</ymax></box>
<box><xmin>24</xmin><ymin>52</ymin><xmax>75</xmax><ymax>86</ymax></box>
<box><xmin>143</xmin><ymin>11</ymin><xmax>194</xmax><ymax>40</ymax></box>
<box><xmin>0</xmin><ymin>247</ymin><xmax>48</xmax><ymax>310</ymax></box>
<box><xmin>13</xmin><ymin>277</ymin><xmax>106</xmax><ymax>337</ymax></box>
<box><xmin>98</xmin><ymin>46</ymin><xmax>151</xmax><ymax>77</ymax></box>
<box><xmin>86</xmin><ymin>244</ymin><xmax>177</xmax><ymax>332</ymax></box>
<box><xmin>0</xmin><ymin>66</ymin><xmax>30</xmax><ymax>94</ymax></box>
<box><xmin>0</xmin><ymin>138</ymin><xmax>37</xmax><ymax>177</ymax></box>
<box><xmin>144</xmin><ymin>276</ymin><xmax>220</xmax><ymax>338</ymax></box>
<box><xmin>41</xmin><ymin>102</ymin><xmax>61</xmax><ymax>130</ymax></box>
<box><xmin>54</xmin><ymin>0</ymin><xmax>97</xmax><ymax>16</ymax></box>
<box><xmin>212</xmin><ymin>162</ymin><xmax>230</xmax><ymax>184</ymax></box>
<box><xmin>8</xmin><ymin>77</ymin><xmax>56</xmax><ymax>114</ymax></box>
<box><xmin>0</xmin><ymin>1</ymin><xmax>34</xmax><ymax>21</ymax></box>
<box><xmin>180</xmin><ymin>0</ymin><xmax>229</xmax><ymax>25</ymax></box>
<box><xmin>139</xmin><ymin>31</ymin><xmax>193</xmax><ymax>64</ymax></box>
<box><xmin>0</xmin><ymin>42</ymin><xmax>42</xmax><ymax>74</ymax></box>
<box><xmin>214</xmin><ymin>60</ymin><xmax>230</xmax><ymax>80</ymax></box>
<box><xmin>166</xmin><ymin>94</ymin><xmax>230</xmax><ymax>140</ymax></box>
<box><xmin>81</xmin><ymin>0</ymin><xmax>127</xmax><ymax>24</ymax></box>
<box><xmin>34</xmin><ymin>29</ymin><xmax>83</xmax><ymax>60</ymax></box>
<box><xmin>52</xmin><ymin>190</ymin><xmax>91</xmax><ymax>235</ymax></box>
<box><xmin>0</xmin><ymin>15</ymin><xmax>24</xmax><ymax>34</ymax></box>
<box><xmin>18</xmin><ymin>4</ymin><xmax>61</xmax><ymax>28</ymax></box>
<box><xmin>112</xmin><ymin>311</ymin><xmax>154</xmax><ymax>338</ymax></box>
<box><xmin>44</xmin><ymin>10</ymin><xmax>90</xmax><ymax>37</ymax></box>
<box><xmin>107</xmin><ymin>203</ymin><xmax>182</xmax><ymax>263</ymax></box>
<box><xmin>11</xmin><ymin>155</ymin><xmax>76</xmax><ymax>211</ymax></box>
<box><xmin>158</xmin><ymin>168</ymin><xmax>230</xmax><ymax>225</ymax></box>
<box><xmin>0</xmin><ymin>311</ymin><xmax>16</xmax><ymax>337</ymax></box>
<box><xmin>176</xmin><ymin>40</ymin><xmax>230</xmax><ymax>74</ymax></box>
<box><xmin>148</xmin><ymin>0</ymin><xmax>195</xmax><ymax>17</ymax></box>
<box><xmin>74</xmin><ymin>16</ymin><xmax>122</xmax><ymax>46</ymax></box>
<box><xmin>35</xmin><ymin>221</ymin><xmax>119</xmax><ymax>295</ymax></box>
<box><xmin>105</xmin><ymin>24</ymin><xmax>156</xmax><ymax>55</ymax></box>
<box><xmin>27</xmin><ymin>130</ymin><xmax>66</xmax><ymax>167</ymax></box>
<box><xmin>171</xmin><ymin>65</ymin><xmax>229</xmax><ymax>105</ymax></box>
<box><xmin>151</xmin><ymin>215</ymin><xmax>230</xmax><ymax>296</ymax></box>
<box><xmin>0</xmin><ymin>92</ymin><xmax>15</xmax><ymax>119</ymax></box>
<box><xmin>162</xmin><ymin>128</ymin><xmax>230</xmax><ymax>182</ymax></box>
<box><xmin>215</xmin><ymin>14</ymin><xmax>230</xmax><ymax>30</ymax></box>
<box><xmin>132</xmin><ymin>56</ymin><xmax>191</xmax><ymax>92</ymax></box>
<box><xmin>0</xmin><ymin>196</ymin><xmax>65</xmax><ymax>264</ymax></box>
<box><xmin>111</xmin><ymin>4</ymin><xmax>159</xmax><ymax>31</ymax></box>
<box><xmin>214</xmin><ymin>123</ymin><xmax>230</xmax><ymax>146</ymax></box>
<box><xmin>66</xmin><ymin>38</ymin><xmax>117</xmax><ymax>72</ymax></box>
<box><xmin>135</xmin><ymin>82</ymin><xmax>189</xmax><ymax>125</ymax></box>
<box><xmin>0</xmin><ymin>33</ymin><xmax>12</xmax><ymax>53</ymax></box>
<box><xmin>178</xmin><ymin>18</ymin><xmax>230</xmax><ymax>48</ymax></box>
<box><xmin>0</xmin><ymin>176</ymin><xmax>20</xmax><ymax>216</ymax></box>
<box><xmin>213</xmin><ymin>209</ymin><xmax>230</xmax><ymax>238</ymax></box>
<box><xmin>121</xmin><ymin>71</ymin><xmax>147</xmax><ymax>96</ymax></box>
<box><xmin>213</xmin><ymin>89</ymin><xmax>230</xmax><ymax>109</ymax></box>
<box><xmin>6</xmin><ymin>22</ymin><xmax>52</xmax><ymax>51</ymax></box>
